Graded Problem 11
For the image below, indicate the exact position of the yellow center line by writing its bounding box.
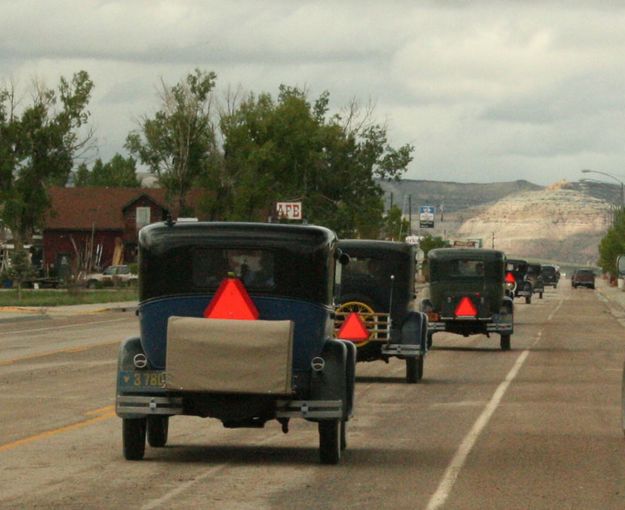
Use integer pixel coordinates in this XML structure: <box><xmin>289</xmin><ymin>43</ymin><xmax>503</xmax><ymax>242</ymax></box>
<box><xmin>0</xmin><ymin>405</ymin><xmax>116</xmax><ymax>453</ymax></box>
<box><xmin>0</xmin><ymin>340</ymin><xmax>120</xmax><ymax>366</ymax></box>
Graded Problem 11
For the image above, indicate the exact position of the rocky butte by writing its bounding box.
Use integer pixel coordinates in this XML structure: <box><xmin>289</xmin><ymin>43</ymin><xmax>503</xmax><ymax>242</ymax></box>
<box><xmin>380</xmin><ymin>179</ymin><xmax>616</xmax><ymax>265</ymax></box>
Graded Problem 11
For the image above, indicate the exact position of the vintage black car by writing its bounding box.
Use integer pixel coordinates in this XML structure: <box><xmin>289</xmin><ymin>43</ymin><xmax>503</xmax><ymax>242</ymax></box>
<box><xmin>541</xmin><ymin>264</ymin><xmax>560</xmax><ymax>288</ymax></box>
<box><xmin>527</xmin><ymin>263</ymin><xmax>544</xmax><ymax>299</ymax></box>
<box><xmin>506</xmin><ymin>258</ymin><xmax>533</xmax><ymax>304</ymax></box>
<box><xmin>334</xmin><ymin>240</ymin><xmax>428</xmax><ymax>383</ymax></box>
<box><xmin>115</xmin><ymin>221</ymin><xmax>356</xmax><ymax>464</ymax></box>
<box><xmin>421</xmin><ymin>248</ymin><xmax>514</xmax><ymax>351</ymax></box>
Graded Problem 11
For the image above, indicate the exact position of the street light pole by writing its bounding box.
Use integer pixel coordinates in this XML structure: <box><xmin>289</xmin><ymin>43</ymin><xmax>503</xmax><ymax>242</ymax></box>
<box><xmin>581</xmin><ymin>169</ymin><xmax>625</xmax><ymax>208</ymax></box>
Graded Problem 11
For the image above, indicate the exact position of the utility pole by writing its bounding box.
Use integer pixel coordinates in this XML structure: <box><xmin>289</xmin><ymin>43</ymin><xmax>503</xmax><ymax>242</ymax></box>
<box><xmin>408</xmin><ymin>195</ymin><xmax>412</xmax><ymax>235</ymax></box>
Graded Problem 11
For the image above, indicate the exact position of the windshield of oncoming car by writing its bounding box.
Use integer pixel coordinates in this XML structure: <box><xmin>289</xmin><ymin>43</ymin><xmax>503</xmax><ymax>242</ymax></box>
<box><xmin>192</xmin><ymin>248</ymin><xmax>275</xmax><ymax>289</ymax></box>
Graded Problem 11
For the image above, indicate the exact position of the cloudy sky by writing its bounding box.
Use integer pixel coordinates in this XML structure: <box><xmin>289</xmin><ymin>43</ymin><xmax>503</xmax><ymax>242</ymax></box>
<box><xmin>2</xmin><ymin>0</ymin><xmax>625</xmax><ymax>186</ymax></box>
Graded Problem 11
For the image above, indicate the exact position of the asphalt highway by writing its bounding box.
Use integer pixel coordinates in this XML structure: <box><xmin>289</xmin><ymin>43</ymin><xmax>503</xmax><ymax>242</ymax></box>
<box><xmin>1</xmin><ymin>282</ymin><xmax>624</xmax><ymax>509</ymax></box>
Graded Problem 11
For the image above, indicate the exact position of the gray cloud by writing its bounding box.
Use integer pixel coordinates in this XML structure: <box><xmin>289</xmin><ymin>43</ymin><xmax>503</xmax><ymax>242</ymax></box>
<box><xmin>2</xmin><ymin>1</ymin><xmax>625</xmax><ymax>185</ymax></box>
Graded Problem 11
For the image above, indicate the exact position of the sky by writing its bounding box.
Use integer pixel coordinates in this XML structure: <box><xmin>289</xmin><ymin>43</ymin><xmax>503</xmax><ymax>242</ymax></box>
<box><xmin>2</xmin><ymin>0</ymin><xmax>625</xmax><ymax>186</ymax></box>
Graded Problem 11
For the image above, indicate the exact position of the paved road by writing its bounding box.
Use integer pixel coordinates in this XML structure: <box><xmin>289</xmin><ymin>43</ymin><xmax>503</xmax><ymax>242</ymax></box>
<box><xmin>1</xmin><ymin>282</ymin><xmax>624</xmax><ymax>509</ymax></box>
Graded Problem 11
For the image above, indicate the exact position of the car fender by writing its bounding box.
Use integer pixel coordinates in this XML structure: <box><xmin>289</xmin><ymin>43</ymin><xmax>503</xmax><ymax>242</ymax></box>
<box><xmin>400</xmin><ymin>311</ymin><xmax>428</xmax><ymax>351</ymax></box>
<box><xmin>310</xmin><ymin>339</ymin><xmax>350</xmax><ymax>420</ymax></box>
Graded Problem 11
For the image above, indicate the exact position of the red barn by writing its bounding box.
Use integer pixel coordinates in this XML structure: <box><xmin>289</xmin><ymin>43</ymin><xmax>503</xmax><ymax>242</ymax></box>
<box><xmin>43</xmin><ymin>186</ymin><xmax>205</xmax><ymax>272</ymax></box>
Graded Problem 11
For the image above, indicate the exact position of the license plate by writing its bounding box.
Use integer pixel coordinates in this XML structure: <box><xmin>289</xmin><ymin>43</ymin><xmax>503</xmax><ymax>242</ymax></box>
<box><xmin>118</xmin><ymin>370</ymin><xmax>166</xmax><ymax>392</ymax></box>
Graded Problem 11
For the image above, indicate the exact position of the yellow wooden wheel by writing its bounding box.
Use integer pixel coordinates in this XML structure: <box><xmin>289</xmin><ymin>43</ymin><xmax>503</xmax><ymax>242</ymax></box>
<box><xmin>335</xmin><ymin>300</ymin><xmax>375</xmax><ymax>347</ymax></box>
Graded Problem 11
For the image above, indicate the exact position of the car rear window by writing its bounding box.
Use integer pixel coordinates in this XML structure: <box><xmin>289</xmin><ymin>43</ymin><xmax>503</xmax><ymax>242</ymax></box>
<box><xmin>192</xmin><ymin>248</ymin><xmax>275</xmax><ymax>290</ymax></box>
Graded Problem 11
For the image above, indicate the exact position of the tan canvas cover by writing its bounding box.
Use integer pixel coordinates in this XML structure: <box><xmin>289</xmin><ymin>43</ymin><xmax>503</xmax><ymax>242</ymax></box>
<box><xmin>166</xmin><ymin>316</ymin><xmax>294</xmax><ymax>394</ymax></box>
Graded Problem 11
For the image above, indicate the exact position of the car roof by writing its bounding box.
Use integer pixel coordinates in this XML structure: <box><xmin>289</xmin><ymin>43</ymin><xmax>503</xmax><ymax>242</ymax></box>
<box><xmin>428</xmin><ymin>248</ymin><xmax>505</xmax><ymax>261</ymax></box>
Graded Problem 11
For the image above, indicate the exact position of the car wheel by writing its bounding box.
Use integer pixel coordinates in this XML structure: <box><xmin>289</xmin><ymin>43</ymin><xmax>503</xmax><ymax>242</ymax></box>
<box><xmin>525</xmin><ymin>295</ymin><xmax>532</xmax><ymax>304</ymax></box>
<box><xmin>123</xmin><ymin>418</ymin><xmax>146</xmax><ymax>460</ymax></box>
<box><xmin>539</xmin><ymin>292</ymin><xmax>543</xmax><ymax>299</ymax></box>
<box><xmin>340</xmin><ymin>420</ymin><xmax>347</xmax><ymax>451</ymax></box>
<box><xmin>319</xmin><ymin>419</ymin><xmax>341</xmax><ymax>464</ymax></box>
<box><xmin>147</xmin><ymin>416</ymin><xmax>169</xmax><ymax>447</ymax></box>
<box><xmin>406</xmin><ymin>357</ymin><xmax>423</xmax><ymax>384</ymax></box>
<box><xmin>427</xmin><ymin>332</ymin><xmax>433</xmax><ymax>349</ymax></box>
<box><xmin>500</xmin><ymin>334</ymin><xmax>511</xmax><ymax>351</ymax></box>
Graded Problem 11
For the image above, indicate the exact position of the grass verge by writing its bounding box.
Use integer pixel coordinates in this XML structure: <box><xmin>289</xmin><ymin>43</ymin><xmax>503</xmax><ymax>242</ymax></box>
<box><xmin>0</xmin><ymin>289</ymin><xmax>138</xmax><ymax>307</ymax></box>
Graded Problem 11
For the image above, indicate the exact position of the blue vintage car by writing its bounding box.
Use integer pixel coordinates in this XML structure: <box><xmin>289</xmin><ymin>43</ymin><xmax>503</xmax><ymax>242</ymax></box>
<box><xmin>115</xmin><ymin>221</ymin><xmax>356</xmax><ymax>464</ymax></box>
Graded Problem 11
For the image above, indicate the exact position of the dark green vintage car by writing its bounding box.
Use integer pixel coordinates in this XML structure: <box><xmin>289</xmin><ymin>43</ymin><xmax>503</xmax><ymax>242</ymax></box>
<box><xmin>421</xmin><ymin>248</ymin><xmax>514</xmax><ymax>351</ymax></box>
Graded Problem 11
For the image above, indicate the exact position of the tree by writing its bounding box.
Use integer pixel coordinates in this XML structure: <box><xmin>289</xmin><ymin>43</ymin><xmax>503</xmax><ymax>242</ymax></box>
<box><xmin>419</xmin><ymin>234</ymin><xmax>449</xmax><ymax>281</ymax></box>
<box><xmin>126</xmin><ymin>69</ymin><xmax>220</xmax><ymax>216</ymax></box>
<box><xmin>73</xmin><ymin>154</ymin><xmax>139</xmax><ymax>187</ymax></box>
<box><xmin>0</xmin><ymin>71</ymin><xmax>94</xmax><ymax>250</ymax></box>
<box><xmin>4</xmin><ymin>248</ymin><xmax>34</xmax><ymax>301</ymax></box>
<box><xmin>382</xmin><ymin>205</ymin><xmax>410</xmax><ymax>240</ymax></box>
<box><xmin>213</xmin><ymin>85</ymin><xmax>413</xmax><ymax>237</ymax></box>
<box><xmin>598</xmin><ymin>208</ymin><xmax>625</xmax><ymax>276</ymax></box>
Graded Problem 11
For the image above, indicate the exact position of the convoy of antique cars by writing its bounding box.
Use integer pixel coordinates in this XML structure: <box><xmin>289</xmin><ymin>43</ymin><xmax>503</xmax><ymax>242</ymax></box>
<box><xmin>114</xmin><ymin>219</ymin><xmax>565</xmax><ymax>464</ymax></box>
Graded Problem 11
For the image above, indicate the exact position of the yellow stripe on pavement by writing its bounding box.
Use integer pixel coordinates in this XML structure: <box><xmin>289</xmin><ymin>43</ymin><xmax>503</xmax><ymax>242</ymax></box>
<box><xmin>0</xmin><ymin>405</ymin><xmax>116</xmax><ymax>453</ymax></box>
<box><xmin>0</xmin><ymin>340</ymin><xmax>119</xmax><ymax>366</ymax></box>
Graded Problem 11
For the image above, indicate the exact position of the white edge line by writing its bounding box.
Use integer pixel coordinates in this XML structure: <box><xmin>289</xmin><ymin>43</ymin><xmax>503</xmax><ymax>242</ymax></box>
<box><xmin>425</xmin><ymin>296</ymin><xmax>566</xmax><ymax>510</ymax></box>
<box><xmin>425</xmin><ymin>345</ymin><xmax>532</xmax><ymax>510</ymax></box>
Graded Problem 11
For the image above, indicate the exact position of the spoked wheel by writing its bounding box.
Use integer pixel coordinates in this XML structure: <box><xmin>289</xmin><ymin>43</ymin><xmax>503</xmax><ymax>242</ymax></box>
<box><xmin>147</xmin><ymin>416</ymin><xmax>169</xmax><ymax>447</ymax></box>
<box><xmin>340</xmin><ymin>420</ymin><xmax>347</xmax><ymax>451</ymax></box>
<box><xmin>500</xmin><ymin>334</ymin><xmax>511</xmax><ymax>351</ymax></box>
<box><xmin>319</xmin><ymin>419</ymin><xmax>341</xmax><ymax>464</ymax></box>
<box><xmin>406</xmin><ymin>357</ymin><xmax>423</xmax><ymax>383</ymax></box>
<box><xmin>123</xmin><ymin>418</ymin><xmax>146</xmax><ymax>460</ymax></box>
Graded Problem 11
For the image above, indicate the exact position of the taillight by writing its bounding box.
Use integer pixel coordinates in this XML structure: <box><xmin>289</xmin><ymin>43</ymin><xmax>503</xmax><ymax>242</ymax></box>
<box><xmin>427</xmin><ymin>311</ymin><xmax>440</xmax><ymax>321</ymax></box>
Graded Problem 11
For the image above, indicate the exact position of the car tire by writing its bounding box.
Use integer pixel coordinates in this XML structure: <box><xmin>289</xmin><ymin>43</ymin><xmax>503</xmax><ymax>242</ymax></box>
<box><xmin>319</xmin><ymin>419</ymin><xmax>341</xmax><ymax>464</ymax></box>
<box><xmin>147</xmin><ymin>416</ymin><xmax>169</xmax><ymax>447</ymax></box>
<box><xmin>406</xmin><ymin>357</ymin><xmax>423</xmax><ymax>384</ymax></box>
<box><xmin>500</xmin><ymin>334</ymin><xmax>511</xmax><ymax>351</ymax></box>
<box><xmin>525</xmin><ymin>295</ymin><xmax>531</xmax><ymax>304</ymax></box>
<box><xmin>427</xmin><ymin>332</ymin><xmax>433</xmax><ymax>349</ymax></box>
<box><xmin>340</xmin><ymin>420</ymin><xmax>347</xmax><ymax>451</ymax></box>
<box><xmin>123</xmin><ymin>418</ymin><xmax>146</xmax><ymax>460</ymax></box>
<box><xmin>539</xmin><ymin>292</ymin><xmax>543</xmax><ymax>299</ymax></box>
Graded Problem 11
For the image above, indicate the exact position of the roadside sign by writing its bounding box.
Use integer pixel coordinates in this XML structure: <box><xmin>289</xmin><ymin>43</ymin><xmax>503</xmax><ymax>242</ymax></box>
<box><xmin>405</xmin><ymin>235</ymin><xmax>421</xmax><ymax>245</ymax></box>
<box><xmin>419</xmin><ymin>206</ymin><xmax>435</xmax><ymax>228</ymax></box>
<box><xmin>276</xmin><ymin>201</ymin><xmax>302</xmax><ymax>220</ymax></box>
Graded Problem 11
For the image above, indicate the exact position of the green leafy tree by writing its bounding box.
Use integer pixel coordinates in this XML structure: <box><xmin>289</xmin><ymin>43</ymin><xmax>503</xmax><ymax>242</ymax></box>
<box><xmin>0</xmin><ymin>71</ymin><xmax>94</xmax><ymax>250</ymax></box>
<box><xmin>73</xmin><ymin>154</ymin><xmax>139</xmax><ymax>187</ymax></box>
<box><xmin>419</xmin><ymin>234</ymin><xmax>449</xmax><ymax>281</ymax></box>
<box><xmin>126</xmin><ymin>69</ymin><xmax>220</xmax><ymax>216</ymax></box>
<box><xmin>598</xmin><ymin>208</ymin><xmax>625</xmax><ymax>276</ymax></box>
<box><xmin>213</xmin><ymin>85</ymin><xmax>413</xmax><ymax>237</ymax></box>
<box><xmin>5</xmin><ymin>249</ymin><xmax>34</xmax><ymax>301</ymax></box>
<box><xmin>382</xmin><ymin>205</ymin><xmax>410</xmax><ymax>241</ymax></box>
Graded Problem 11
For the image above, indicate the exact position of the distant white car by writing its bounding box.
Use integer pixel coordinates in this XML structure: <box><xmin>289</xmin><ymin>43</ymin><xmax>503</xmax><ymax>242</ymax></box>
<box><xmin>85</xmin><ymin>265</ymin><xmax>137</xmax><ymax>288</ymax></box>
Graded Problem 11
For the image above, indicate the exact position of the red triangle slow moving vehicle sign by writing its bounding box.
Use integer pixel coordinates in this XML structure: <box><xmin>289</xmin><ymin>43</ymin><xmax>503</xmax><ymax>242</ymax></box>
<box><xmin>203</xmin><ymin>277</ymin><xmax>259</xmax><ymax>320</ymax></box>
<box><xmin>505</xmin><ymin>272</ymin><xmax>516</xmax><ymax>284</ymax></box>
<box><xmin>337</xmin><ymin>312</ymin><xmax>370</xmax><ymax>343</ymax></box>
<box><xmin>455</xmin><ymin>296</ymin><xmax>478</xmax><ymax>317</ymax></box>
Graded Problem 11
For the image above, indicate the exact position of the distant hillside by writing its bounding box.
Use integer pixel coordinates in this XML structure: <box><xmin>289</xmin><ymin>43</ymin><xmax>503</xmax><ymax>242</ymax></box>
<box><xmin>379</xmin><ymin>179</ymin><xmax>543</xmax><ymax>213</ymax></box>
<box><xmin>380</xmin><ymin>178</ymin><xmax>615</xmax><ymax>265</ymax></box>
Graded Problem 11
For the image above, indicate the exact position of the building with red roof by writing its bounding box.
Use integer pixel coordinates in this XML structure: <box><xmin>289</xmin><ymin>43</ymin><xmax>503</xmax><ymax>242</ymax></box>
<box><xmin>43</xmin><ymin>186</ymin><xmax>206</xmax><ymax>272</ymax></box>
